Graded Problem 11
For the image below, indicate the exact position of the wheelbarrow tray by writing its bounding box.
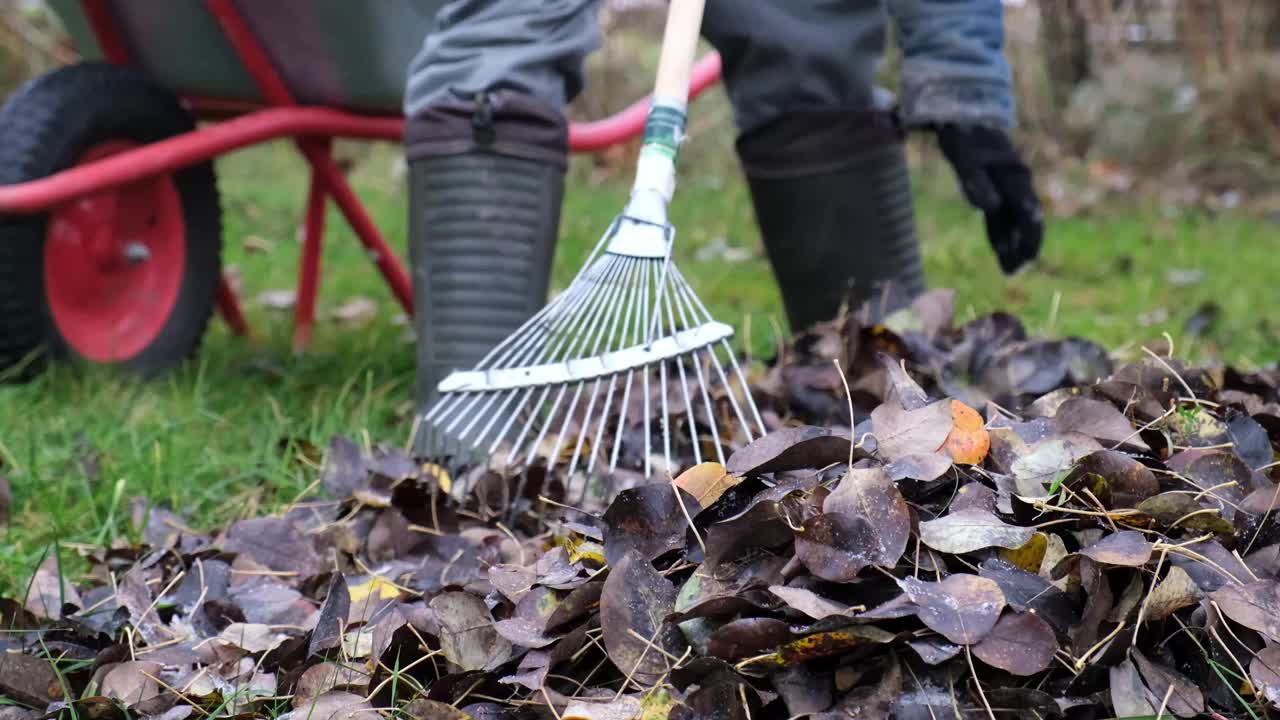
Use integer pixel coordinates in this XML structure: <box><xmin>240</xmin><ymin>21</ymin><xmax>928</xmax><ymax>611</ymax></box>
<box><xmin>48</xmin><ymin>0</ymin><xmax>445</xmax><ymax>114</ymax></box>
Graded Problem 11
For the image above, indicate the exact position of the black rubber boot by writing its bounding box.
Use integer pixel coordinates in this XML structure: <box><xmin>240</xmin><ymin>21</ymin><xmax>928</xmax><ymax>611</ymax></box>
<box><xmin>406</xmin><ymin>91</ymin><xmax>567</xmax><ymax>444</ymax></box>
<box><xmin>737</xmin><ymin>109</ymin><xmax>926</xmax><ymax>332</ymax></box>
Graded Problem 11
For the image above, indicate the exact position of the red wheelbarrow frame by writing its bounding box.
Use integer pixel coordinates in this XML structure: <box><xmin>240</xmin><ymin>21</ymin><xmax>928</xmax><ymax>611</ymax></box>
<box><xmin>0</xmin><ymin>0</ymin><xmax>724</xmax><ymax>349</ymax></box>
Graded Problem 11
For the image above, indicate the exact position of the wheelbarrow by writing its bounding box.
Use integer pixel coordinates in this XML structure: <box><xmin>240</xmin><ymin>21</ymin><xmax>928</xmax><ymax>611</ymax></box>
<box><xmin>0</xmin><ymin>0</ymin><xmax>723</xmax><ymax>375</ymax></box>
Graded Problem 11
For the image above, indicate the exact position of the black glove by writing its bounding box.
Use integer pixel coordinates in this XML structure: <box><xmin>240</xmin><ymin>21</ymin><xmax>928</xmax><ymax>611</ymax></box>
<box><xmin>934</xmin><ymin>123</ymin><xmax>1043</xmax><ymax>274</ymax></box>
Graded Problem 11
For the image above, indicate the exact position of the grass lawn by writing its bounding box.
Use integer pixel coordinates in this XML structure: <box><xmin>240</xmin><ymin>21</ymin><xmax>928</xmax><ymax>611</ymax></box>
<box><xmin>1</xmin><ymin>121</ymin><xmax>1277</xmax><ymax>595</ymax></box>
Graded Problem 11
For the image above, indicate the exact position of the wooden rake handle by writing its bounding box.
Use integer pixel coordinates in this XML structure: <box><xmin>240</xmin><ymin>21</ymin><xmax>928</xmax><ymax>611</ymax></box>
<box><xmin>652</xmin><ymin>0</ymin><xmax>707</xmax><ymax>103</ymax></box>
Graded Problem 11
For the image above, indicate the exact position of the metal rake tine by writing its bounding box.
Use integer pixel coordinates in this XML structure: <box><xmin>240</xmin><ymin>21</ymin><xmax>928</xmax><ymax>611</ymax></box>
<box><xmin>488</xmin><ymin>386</ymin><xmax>539</xmax><ymax>456</ymax></box>
<box><xmin>721</xmin><ymin>338</ymin><xmax>768</xmax><ymax>437</ymax></box>
<box><xmin>534</xmin><ymin>256</ymin><xmax>636</xmax><ymax>471</ymax></box>
<box><xmin>610</xmin><ymin>367</ymin><xmax>636</xmax><ymax>473</ymax></box>
<box><xmin>556</xmin><ymin>255</ymin><xmax>641</xmax><ymax>475</ymax></box>
<box><xmin>644</xmin><ymin>366</ymin><xmax>654</xmax><ymax>478</ymax></box>
<box><xmin>585</xmin><ymin>373</ymin><xmax>618</xmax><ymax>477</ymax></box>
<box><xmin>581</xmin><ymin>248</ymin><xmax>644</xmax><ymax>479</ymax></box>
<box><xmin>545</xmin><ymin>381</ymin><xmax>586</xmax><ymax>471</ymax></box>
<box><xmin>489</xmin><ymin>249</ymin><xmax>619</xmax><ymax>370</ymax></box>
<box><xmin>478</xmin><ymin>255</ymin><xmax>627</xmax><ymax>460</ymax></box>
<box><xmin>670</xmin><ymin>276</ymin><xmax>727</xmax><ymax>462</ymax></box>
<box><xmin>665</xmin><ymin>267</ymin><xmax>768</xmax><ymax>436</ymax></box>
<box><xmin>505</xmin><ymin>383</ymin><xmax>554</xmax><ymax>466</ymax></box>
<box><xmin>538</xmin><ymin>255</ymin><xmax>630</xmax><ymax>365</ymax></box>
<box><xmin>660</xmin><ymin>277</ymin><xmax>701</xmax><ymax>467</ymax></box>
<box><xmin>426</xmin><ymin>253</ymin><xmax>608</xmax><ymax>432</ymax></box>
<box><xmin>463</xmin><ymin>249</ymin><xmax>605</xmax><ymax>374</ymax></box>
<box><xmin>660</xmin><ymin>359</ymin><xmax>671</xmax><ymax>474</ymax></box>
<box><xmin>704</xmin><ymin>346</ymin><xmax>752</xmax><ymax>443</ymax></box>
<box><xmin>567</xmin><ymin>378</ymin><xmax>603</xmax><ymax>483</ymax></box>
<box><xmin>456</xmin><ymin>387</ymin><xmax>511</xmax><ymax>443</ymax></box>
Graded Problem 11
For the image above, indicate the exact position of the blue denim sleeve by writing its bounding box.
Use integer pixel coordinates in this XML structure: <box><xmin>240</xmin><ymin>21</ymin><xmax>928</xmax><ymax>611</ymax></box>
<box><xmin>886</xmin><ymin>0</ymin><xmax>1016</xmax><ymax>129</ymax></box>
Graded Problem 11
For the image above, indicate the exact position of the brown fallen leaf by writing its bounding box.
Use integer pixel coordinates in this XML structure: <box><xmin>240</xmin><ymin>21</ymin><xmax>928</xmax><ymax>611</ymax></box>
<box><xmin>1066</xmin><ymin>449</ymin><xmax>1159</xmax><ymax>508</ymax></box>
<box><xmin>215</xmin><ymin>623</ymin><xmax>289</xmax><ymax>654</ymax></box>
<box><xmin>562</xmin><ymin>696</ymin><xmax>644</xmax><ymax>720</ymax></box>
<box><xmin>1250</xmin><ymin>644</ymin><xmax>1280</xmax><ymax>708</ymax></box>
<box><xmin>294</xmin><ymin>662</ymin><xmax>370</xmax><ymax>708</ymax></box>
<box><xmin>822</xmin><ymin>465</ymin><xmax>910</xmax><ymax>567</ymax></box>
<box><xmin>1135</xmin><ymin>492</ymin><xmax>1234</xmax><ymax>538</ymax></box>
<box><xmin>1210</xmin><ymin>580</ymin><xmax>1280</xmax><ymax>643</ymax></box>
<box><xmin>430</xmin><ymin>591</ymin><xmax>513</xmax><ymax>672</ymax></box>
<box><xmin>908</xmin><ymin>637</ymin><xmax>962</xmax><ymax>665</ymax></box>
<box><xmin>674</xmin><ymin>462</ymin><xmax>738</xmax><ymax>508</ymax></box>
<box><xmin>0</xmin><ymin>652</ymin><xmax>60</xmax><ymax>707</ymax></box>
<box><xmin>705</xmin><ymin>617</ymin><xmax>791</xmax><ymax>661</ymax></box>
<box><xmin>600</xmin><ymin>550</ymin><xmax>687</xmax><ymax>687</ymax></box>
<box><xmin>23</xmin><ymin>555</ymin><xmax>81</xmax><ymax>619</ymax></box>
<box><xmin>1010</xmin><ymin>433</ymin><xmax>1103</xmax><ymax>495</ymax></box>
<box><xmin>1131</xmin><ymin>649</ymin><xmax>1204</xmax><ymax>717</ymax></box>
<box><xmin>222</xmin><ymin>516</ymin><xmax>325</xmax><ymax>580</ymax></box>
<box><xmin>898</xmin><ymin>574</ymin><xmax>1005</xmax><ymax>645</ymax></box>
<box><xmin>768</xmin><ymin>585</ymin><xmax>852</xmax><ymax>620</ymax></box>
<box><xmin>1054</xmin><ymin>398</ymin><xmax>1150</xmax><ymax>450</ymax></box>
<box><xmin>256</xmin><ymin>288</ymin><xmax>296</xmax><ymax>310</ymax></box>
<box><xmin>281</xmin><ymin>691</ymin><xmax>372</xmax><ymax>720</ymax></box>
<box><xmin>1079</xmin><ymin>531</ymin><xmax>1154</xmax><ymax>567</ymax></box>
<box><xmin>725</xmin><ymin>425</ymin><xmax>855</xmax><ymax>476</ymax></box>
<box><xmin>330</xmin><ymin>296</ymin><xmax>377</xmax><ymax>325</ymax></box>
<box><xmin>876</xmin><ymin>352</ymin><xmax>931</xmax><ymax>411</ymax></box>
<box><xmin>1144</xmin><ymin>566</ymin><xmax>1199</xmax><ymax>622</ymax></box>
<box><xmin>99</xmin><ymin>661</ymin><xmax>164</xmax><ymax>706</ymax></box>
<box><xmin>870</xmin><ymin>398</ymin><xmax>954</xmax><ymax>462</ymax></box>
<box><xmin>794</xmin><ymin>513</ymin><xmax>880</xmax><ymax>582</ymax></box>
<box><xmin>918</xmin><ymin>508</ymin><xmax>1036</xmax><ymax>555</ymax></box>
<box><xmin>403</xmin><ymin>699</ymin><xmax>472</xmax><ymax>720</ymax></box>
<box><xmin>310</xmin><ymin>573</ymin><xmax>350</xmax><ymax>657</ymax></box>
<box><xmin>1110</xmin><ymin>659</ymin><xmax>1157</xmax><ymax>718</ymax></box>
<box><xmin>971</xmin><ymin>611</ymin><xmax>1057</xmax><ymax>676</ymax></box>
<box><xmin>602</xmin><ymin>484</ymin><xmax>700</xmax><ymax>567</ymax></box>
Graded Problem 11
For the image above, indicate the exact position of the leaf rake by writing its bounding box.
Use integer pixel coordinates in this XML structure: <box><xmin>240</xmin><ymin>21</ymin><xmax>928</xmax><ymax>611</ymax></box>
<box><xmin>417</xmin><ymin>0</ymin><xmax>767</xmax><ymax>499</ymax></box>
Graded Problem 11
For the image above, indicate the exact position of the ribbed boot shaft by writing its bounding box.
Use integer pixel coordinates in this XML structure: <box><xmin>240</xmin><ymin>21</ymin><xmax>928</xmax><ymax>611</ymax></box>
<box><xmin>409</xmin><ymin>150</ymin><xmax>564</xmax><ymax>409</ymax></box>
<box><xmin>746</xmin><ymin>140</ymin><xmax>925</xmax><ymax>331</ymax></box>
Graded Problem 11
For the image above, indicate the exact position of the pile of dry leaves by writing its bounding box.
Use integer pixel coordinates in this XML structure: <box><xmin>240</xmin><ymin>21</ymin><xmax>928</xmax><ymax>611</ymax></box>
<box><xmin>5</xmin><ymin>289</ymin><xmax>1280</xmax><ymax>720</ymax></box>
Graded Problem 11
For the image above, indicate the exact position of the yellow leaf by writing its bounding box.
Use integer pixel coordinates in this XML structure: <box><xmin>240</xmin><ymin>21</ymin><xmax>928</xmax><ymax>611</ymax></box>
<box><xmin>423</xmin><ymin>462</ymin><xmax>452</xmax><ymax>494</ymax></box>
<box><xmin>674</xmin><ymin>462</ymin><xmax>738</xmax><ymax>508</ymax></box>
<box><xmin>1000</xmin><ymin>532</ymin><xmax>1048</xmax><ymax>573</ymax></box>
<box><xmin>348</xmin><ymin>576</ymin><xmax>402</xmax><ymax>606</ymax></box>
<box><xmin>562</xmin><ymin>535</ymin><xmax>606</xmax><ymax>567</ymax></box>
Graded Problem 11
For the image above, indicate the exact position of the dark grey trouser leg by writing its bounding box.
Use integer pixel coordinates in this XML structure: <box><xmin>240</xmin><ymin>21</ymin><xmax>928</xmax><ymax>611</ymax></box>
<box><xmin>403</xmin><ymin>0</ymin><xmax>602</xmax><ymax>116</ymax></box>
<box><xmin>702</xmin><ymin>0</ymin><xmax>926</xmax><ymax>330</ymax></box>
<box><xmin>702</xmin><ymin>0</ymin><xmax>892</xmax><ymax>136</ymax></box>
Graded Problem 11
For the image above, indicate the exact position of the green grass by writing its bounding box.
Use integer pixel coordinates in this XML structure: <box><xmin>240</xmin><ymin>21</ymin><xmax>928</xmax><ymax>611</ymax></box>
<box><xmin>1</xmin><ymin>124</ymin><xmax>1277</xmax><ymax>596</ymax></box>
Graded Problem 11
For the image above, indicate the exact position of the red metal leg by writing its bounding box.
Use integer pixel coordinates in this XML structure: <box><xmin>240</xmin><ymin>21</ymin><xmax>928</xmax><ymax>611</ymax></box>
<box><xmin>293</xmin><ymin>162</ymin><xmax>328</xmax><ymax>349</ymax></box>
<box><xmin>202</xmin><ymin>0</ymin><xmax>411</xmax><ymax>318</ymax></box>
<box><xmin>304</xmin><ymin>147</ymin><xmax>413</xmax><ymax>316</ymax></box>
<box><xmin>217</xmin><ymin>277</ymin><xmax>250</xmax><ymax>337</ymax></box>
<box><xmin>80</xmin><ymin>0</ymin><xmax>133</xmax><ymax>65</ymax></box>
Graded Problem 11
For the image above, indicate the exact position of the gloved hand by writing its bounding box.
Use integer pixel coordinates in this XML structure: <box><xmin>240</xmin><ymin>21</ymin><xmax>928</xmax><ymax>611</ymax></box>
<box><xmin>934</xmin><ymin>123</ymin><xmax>1043</xmax><ymax>274</ymax></box>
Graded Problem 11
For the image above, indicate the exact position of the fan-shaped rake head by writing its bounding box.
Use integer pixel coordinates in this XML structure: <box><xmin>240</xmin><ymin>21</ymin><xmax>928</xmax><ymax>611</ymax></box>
<box><xmin>417</xmin><ymin>216</ymin><xmax>767</xmax><ymax>507</ymax></box>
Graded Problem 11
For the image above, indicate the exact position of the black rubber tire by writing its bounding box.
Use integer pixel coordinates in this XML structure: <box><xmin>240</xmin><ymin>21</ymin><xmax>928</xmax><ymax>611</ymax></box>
<box><xmin>0</xmin><ymin>62</ymin><xmax>222</xmax><ymax>378</ymax></box>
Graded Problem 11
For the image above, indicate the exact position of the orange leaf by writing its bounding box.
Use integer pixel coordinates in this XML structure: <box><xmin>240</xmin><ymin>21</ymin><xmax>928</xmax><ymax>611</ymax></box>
<box><xmin>942</xmin><ymin>399</ymin><xmax>990</xmax><ymax>465</ymax></box>
<box><xmin>674</xmin><ymin>462</ymin><xmax>738</xmax><ymax>508</ymax></box>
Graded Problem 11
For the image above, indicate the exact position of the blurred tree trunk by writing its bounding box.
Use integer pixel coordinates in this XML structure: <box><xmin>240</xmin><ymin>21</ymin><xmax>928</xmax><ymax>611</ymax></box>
<box><xmin>1038</xmin><ymin>0</ymin><xmax>1091</xmax><ymax>113</ymax></box>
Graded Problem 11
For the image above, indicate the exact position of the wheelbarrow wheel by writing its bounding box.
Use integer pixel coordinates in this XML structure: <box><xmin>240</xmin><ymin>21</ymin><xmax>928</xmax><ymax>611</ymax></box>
<box><xmin>0</xmin><ymin>62</ymin><xmax>221</xmax><ymax>378</ymax></box>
